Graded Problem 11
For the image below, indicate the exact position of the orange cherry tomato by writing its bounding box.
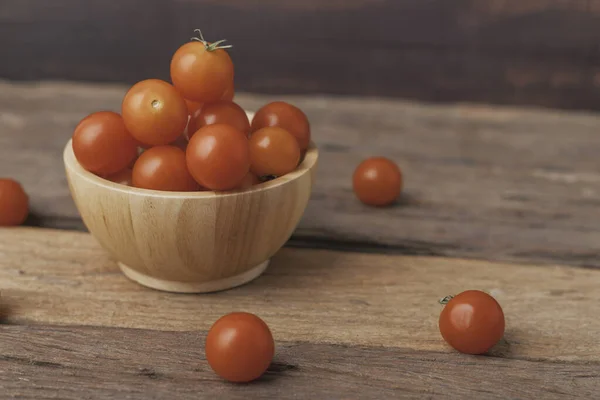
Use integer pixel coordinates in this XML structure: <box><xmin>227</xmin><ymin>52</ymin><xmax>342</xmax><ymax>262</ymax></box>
<box><xmin>72</xmin><ymin>111</ymin><xmax>138</xmax><ymax>176</ymax></box>
<box><xmin>186</xmin><ymin>124</ymin><xmax>250</xmax><ymax>191</ymax></box>
<box><xmin>122</xmin><ymin>79</ymin><xmax>188</xmax><ymax>146</ymax></box>
<box><xmin>184</xmin><ymin>99</ymin><xmax>203</xmax><ymax>116</ymax></box>
<box><xmin>205</xmin><ymin>312</ymin><xmax>274</xmax><ymax>383</ymax></box>
<box><xmin>250</xmin><ymin>101</ymin><xmax>311</xmax><ymax>151</ymax></box>
<box><xmin>238</xmin><ymin>172</ymin><xmax>260</xmax><ymax>189</ymax></box>
<box><xmin>352</xmin><ymin>157</ymin><xmax>402</xmax><ymax>207</ymax></box>
<box><xmin>0</xmin><ymin>178</ymin><xmax>29</xmax><ymax>226</ymax></box>
<box><xmin>188</xmin><ymin>101</ymin><xmax>250</xmax><ymax>138</ymax></box>
<box><xmin>132</xmin><ymin>146</ymin><xmax>199</xmax><ymax>192</ymax></box>
<box><xmin>221</xmin><ymin>79</ymin><xmax>235</xmax><ymax>101</ymax></box>
<box><xmin>106</xmin><ymin>169</ymin><xmax>133</xmax><ymax>186</ymax></box>
<box><xmin>249</xmin><ymin>127</ymin><xmax>300</xmax><ymax>177</ymax></box>
<box><xmin>439</xmin><ymin>290</ymin><xmax>505</xmax><ymax>355</ymax></box>
<box><xmin>170</xmin><ymin>36</ymin><xmax>234</xmax><ymax>104</ymax></box>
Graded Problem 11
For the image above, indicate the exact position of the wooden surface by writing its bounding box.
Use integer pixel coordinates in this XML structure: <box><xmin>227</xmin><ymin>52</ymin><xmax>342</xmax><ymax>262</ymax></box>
<box><xmin>2</xmin><ymin>1</ymin><xmax>600</xmax><ymax>109</ymax></box>
<box><xmin>0</xmin><ymin>228</ymin><xmax>599</xmax><ymax>399</ymax></box>
<box><xmin>3</xmin><ymin>81</ymin><xmax>600</xmax><ymax>268</ymax></box>
<box><xmin>2</xmin><ymin>80</ymin><xmax>600</xmax><ymax>398</ymax></box>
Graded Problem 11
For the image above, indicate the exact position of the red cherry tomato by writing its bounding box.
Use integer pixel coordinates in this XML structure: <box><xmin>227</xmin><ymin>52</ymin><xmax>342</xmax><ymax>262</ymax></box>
<box><xmin>186</xmin><ymin>124</ymin><xmax>250</xmax><ymax>191</ymax></box>
<box><xmin>249</xmin><ymin>127</ymin><xmax>300</xmax><ymax>177</ymax></box>
<box><xmin>132</xmin><ymin>146</ymin><xmax>199</xmax><ymax>192</ymax></box>
<box><xmin>106</xmin><ymin>169</ymin><xmax>133</xmax><ymax>186</ymax></box>
<box><xmin>439</xmin><ymin>290</ymin><xmax>505</xmax><ymax>355</ymax></box>
<box><xmin>182</xmin><ymin>81</ymin><xmax>233</xmax><ymax>116</ymax></box>
<box><xmin>184</xmin><ymin>99</ymin><xmax>203</xmax><ymax>116</ymax></box>
<box><xmin>352</xmin><ymin>157</ymin><xmax>402</xmax><ymax>207</ymax></box>
<box><xmin>250</xmin><ymin>101</ymin><xmax>311</xmax><ymax>151</ymax></box>
<box><xmin>189</xmin><ymin>101</ymin><xmax>250</xmax><ymax>138</ymax></box>
<box><xmin>72</xmin><ymin>111</ymin><xmax>138</xmax><ymax>176</ymax></box>
<box><xmin>122</xmin><ymin>79</ymin><xmax>188</xmax><ymax>146</ymax></box>
<box><xmin>221</xmin><ymin>79</ymin><xmax>235</xmax><ymax>101</ymax></box>
<box><xmin>170</xmin><ymin>35</ymin><xmax>234</xmax><ymax>104</ymax></box>
<box><xmin>238</xmin><ymin>172</ymin><xmax>260</xmax><ymax>189</ymax></box>
<box><xmin>0</xmin><ymin>178</ymin><xmax>29</xmax><ymax>226</ymax></box>
<box><xmin>205</xmin><ymin>312</ymin><xmax>274</xmax><ymax>383</ymax></box>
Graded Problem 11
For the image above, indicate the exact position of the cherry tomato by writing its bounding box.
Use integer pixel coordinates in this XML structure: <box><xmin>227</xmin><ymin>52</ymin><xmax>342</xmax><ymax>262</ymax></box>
<box><xmin>106</xmin><ymin>169</ymin><xmax>133</xmax><ymax>186</ymax></box>
<box><xmin>238</xmin><ymin>172</ymin><xmax>260</xmax><ymax>189</ymax></box>
<box><xmin>188</xmin><ymin>101</ymin><xmax>250</xmax><ymax>138</ymax></box>
<box><xmin>352</xmin><ymin>157</ymin><xmax>402</xmax><ymax>207</ymax></box>
<box><xmin>132</xmin><ymin>146</ymin><xmax>199</xmax><ymax>192</ymax></box>
<box><xmin>250</xmin><ymin>101</ymin><xmax>311</xmax><ymax>151</ymax></box>
<box><xmin>221</xmin><ymin>79</ymin><xmax>235</xmax><ymax>101</ymax></box>
<box><xmin>182</xmin><ymin>82</ymin><xmax>233</xmax><ymax>116</ymax></box>
<box><xmin>0</xmin><ymin>179</ymin><xmax>29</xmax><ymax>226</ymax></box>
<box><xmin>186</xmin><ymin>124</ymin><xmax>250</xmax><ymax>191</ymax></box>
<box><xmin>122</xmin><ymin>79</ymin><xmax>188</xmax><ymax>146</ymax></box>
<box><xmin>171</xmin><ymin>134</ymin><xmax>189</xmax><ymax>151</ymax></box>
<box><xmin>439</xmin><ymin>290</ymin><xmax>505</xmax><ymax>355</ymax></box>
<box><xmin>72</xmin><ymin>111</ymin><xmax>138</xmax><ymax>176</ymax></box>
<box><xmin>184</xmin><ymin>99</ymin><xmax>203</xmax><ymax>116</ymax></box>
<box><xmin>170</xmin><ymin>36</ymin><xmax>234</xmax><ymax>104</ymax></box>
<box><xmin>205</xmin><ymin>312</ymin><xmax>274</xmax><ymax>383</ymax></box>
<box><xmin>249</xmin><ymin>127</ymin><xmax>300</xmax><ymax>177</ymax></box>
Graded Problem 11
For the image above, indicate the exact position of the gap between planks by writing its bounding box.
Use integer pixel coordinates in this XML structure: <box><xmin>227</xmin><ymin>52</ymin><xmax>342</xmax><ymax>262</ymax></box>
<box><xmin>0</xmin><ymin>324</ymin><xmax>598</xmax><ymax>400</ymax></box>
<box><xmin>0</xmin><ymin>227</ymin><xmax>599</xmax><ymax>365</ymax></box>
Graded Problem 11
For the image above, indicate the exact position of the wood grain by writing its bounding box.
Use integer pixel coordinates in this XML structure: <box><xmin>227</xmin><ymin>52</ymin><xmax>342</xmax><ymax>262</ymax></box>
<box><xmin>63</xmin><ymin>137</ymin><xmax>317</xmax><ymax>292</ymax></box>
<box><xmin>1</xmin><ymin>324</ymin><xmax>598</xmax><ymax>400</ymax></box>
<box><xmin>1</xmin><ymin>227</ymin><xmax>599</xmax><ymax>364</ymax></box>
<box><xmin>3</xmin><ymin>81</ymin><xmax>600</xmax><ymax>267</ymax></box>
<box><xmin>1</xmin><ymin>0</ymin><xmax>600</xmax><ymax>108</ymax></box>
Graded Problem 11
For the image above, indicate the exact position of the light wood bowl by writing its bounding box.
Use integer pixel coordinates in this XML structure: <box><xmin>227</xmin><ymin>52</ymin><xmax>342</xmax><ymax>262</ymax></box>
<box><xmin>63</xmin><ymin>131</ymin><xmax>318</xmax><ymax>293</ymax></box>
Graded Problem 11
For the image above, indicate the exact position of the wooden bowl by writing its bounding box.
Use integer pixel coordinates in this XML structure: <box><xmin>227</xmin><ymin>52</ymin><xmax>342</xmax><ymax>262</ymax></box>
<box><xmin>63</xmin><ymin>135</ymin><xmax>318</xmax><ymax>293</ymax></box>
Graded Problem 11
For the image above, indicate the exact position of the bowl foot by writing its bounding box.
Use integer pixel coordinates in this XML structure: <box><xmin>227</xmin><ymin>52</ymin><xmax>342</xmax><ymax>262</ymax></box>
<box><xmin>118</xmin><ymin>260</ymin><xmax>270</xmax><ymax>293</ymax></box>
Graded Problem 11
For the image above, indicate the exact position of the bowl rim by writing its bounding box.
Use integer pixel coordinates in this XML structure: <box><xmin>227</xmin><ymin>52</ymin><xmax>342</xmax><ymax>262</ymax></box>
<box><xmin>63</xmin><ymin>138</ymin><xmax>318</xmax><ymax>199</ymax></box>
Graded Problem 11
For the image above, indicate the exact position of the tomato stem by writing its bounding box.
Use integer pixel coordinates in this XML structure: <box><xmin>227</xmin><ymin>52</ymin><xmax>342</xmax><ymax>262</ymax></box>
<box><xmin>439</xmin><ymin>295</ymin><xmax>454</xmax><ymax>305</ymax></box>
<box><xmin>190</xmin><ymin>29</ymin><xmax>233</xmax><ymax>52</ymax></box>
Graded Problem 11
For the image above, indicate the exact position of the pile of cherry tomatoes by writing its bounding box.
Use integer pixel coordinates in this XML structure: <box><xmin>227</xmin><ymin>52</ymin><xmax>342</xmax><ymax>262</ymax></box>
<box><xmin>72</xmin><ymin>30</ymin><xmax>311</xmax><ymax>192</ymax></box>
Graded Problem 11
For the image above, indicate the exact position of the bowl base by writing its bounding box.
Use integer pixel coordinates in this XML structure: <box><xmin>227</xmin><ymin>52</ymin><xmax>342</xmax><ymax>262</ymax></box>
<box><xmin>118</xmin><ymin>260</ymin><xmax>270</xmax><ymax>293</ymax></box>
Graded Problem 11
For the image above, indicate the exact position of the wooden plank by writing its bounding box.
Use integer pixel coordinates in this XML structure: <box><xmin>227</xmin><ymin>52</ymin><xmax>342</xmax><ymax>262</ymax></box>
<box><xmin>1</xmin><ymin>227</ymin><xmax>599</xmax><ymax>364</ymax></box>
<box><xmin>1</xmin><ymin>324</ymin><xmax>598</xmax><ymax>400</ymax></box>
<box><xmin>3</xmin><ymin>81</ymin><xmax>600</xmax><ymax>267</ymax></box>
<box><xmin>1</xmin><ymin>0</ymin><xmax>600</xmax><ymax>108</ymax></box>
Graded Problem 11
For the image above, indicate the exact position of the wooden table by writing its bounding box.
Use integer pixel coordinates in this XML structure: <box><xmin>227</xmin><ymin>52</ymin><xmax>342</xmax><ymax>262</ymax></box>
<box><xmin>1</xmin><ymin>80</ymin><xmax>599</xmax><ymax>399</ymax></box>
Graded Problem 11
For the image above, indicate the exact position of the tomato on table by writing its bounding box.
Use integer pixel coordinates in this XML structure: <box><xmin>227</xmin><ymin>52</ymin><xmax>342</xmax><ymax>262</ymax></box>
<box><xmin>171</xmin><ymin>30</ymin><xmax>234</xmax><ymax>104</ymax></box>
<box><xmin>205</xmin><ymin>312</ymin><xmax>274</xmax><ymax>383</ymax></box>
<box><xmin>439</xmin><ymin>290</ymin><xmax>505</xmax><ymax>355</ymax></box>
<box><xmin>122</xmin><ymin>79</ymin><xmax>188</xmax><ymax>146</ymax></box>
<box><xmin>0</xmin><ymin>178</ymin><xmax>29</xmax><ymax>226</ymax></box>
<box><xmin>186</xmin><ymin>124</ymin><xmax>250</xmax><ymax>191</ymax></box>
<box><xmin>250</xmin><ymin>101</ymin><xmax>311</xmax><ymax>151</ymax></box>
<box><xmin>249</xmin><ymin>127</ymin><xmax>300</xmax><ymax>178</ymax></box>
<box><xmin>72</xmin><ymin>111</ymin><xmax>138</xmax><ymax>176</ymax></box>
<box><xmin>188</xmin><ymin>101</ymin><xmax>250</xmax><ymax>138</ymax></box>
<box><xmin>352</xmin><ymin>157</ymin><xmax>402</xmax><ymax>207</ymax></box>
<box><xmin>132</xmin><ymin>146</ymin><xmax>199</xmax><ymax>192</ymax></box>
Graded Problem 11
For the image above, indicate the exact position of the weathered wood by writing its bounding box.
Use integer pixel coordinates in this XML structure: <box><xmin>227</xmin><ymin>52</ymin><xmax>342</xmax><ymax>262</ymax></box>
<box><xmin>1</xmin><ymin>324</ymin><xmax>598</xmax><ymax>400</ymax></box>
<box><xmin>3</xmin><ymin>81</ymin><xmax>600</xmax><ymax>267</ymax></box>
<box><xmin>1</xmin><ymin>1</ymin><xmax>600</xmax><ymax>108</ymax></box>
<box><xmin>1</xmin><ymin>228</ymin><xmax>599</xmax><ymax>364</ymax></box>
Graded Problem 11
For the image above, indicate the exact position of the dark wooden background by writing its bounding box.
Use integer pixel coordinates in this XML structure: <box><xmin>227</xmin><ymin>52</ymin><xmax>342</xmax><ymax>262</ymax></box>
<box><xmin>2</xmin><ymin>0</ymin><xmax>600</xmax><ymax>110</ymax></box>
